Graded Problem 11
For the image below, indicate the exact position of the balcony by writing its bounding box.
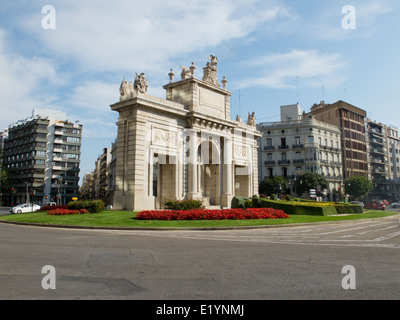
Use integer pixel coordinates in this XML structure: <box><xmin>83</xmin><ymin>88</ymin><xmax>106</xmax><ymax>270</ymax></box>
<box><xmin>278</xmin><ymin>145</ymin><xmax>289</xmax><ymax>150</ymax></box>
<box><xmin>293</xmin><ymin>159</ymin><xmax>304</xmax><ymax>164</ymax></box>
<box><xmin>263</xmin><ymin>146</ymin><xmax>275</xmax><ymax>151</ymax></box>
<box><xmin>264</xmin><ymin>160</ymin><xmax>276</xmax><ymax>166</ymax></box>
<box><xmin>278</xmin><ymin>160</ymin><xmax>290</xmax><ymax>165</ymax></box>
<box><xmin>292</xmin><ymin>144</ymin><xmax>304</xmax><ymax>149</ymax></box>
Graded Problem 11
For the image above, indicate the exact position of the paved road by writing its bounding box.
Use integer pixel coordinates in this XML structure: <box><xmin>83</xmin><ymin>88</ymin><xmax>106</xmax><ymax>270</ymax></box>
<box><xmin>0</xmin><ymin>214</ymin><xmax>399</xmax><ymax>300</ymax></box>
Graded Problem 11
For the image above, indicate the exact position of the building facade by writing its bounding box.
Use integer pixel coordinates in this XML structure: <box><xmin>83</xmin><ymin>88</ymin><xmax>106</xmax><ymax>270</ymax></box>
<box><xmin>90</xmin><ymin>147</ymin><xmax>111</xmax><ymax>204</ymax></box>
<box><xmin>110</xmin><ymin>56</ymin><xmax>261</xmax><ymax>211</ymax></box>
<box><xmin>309</xmin><ymin>100</ymin><xmax>368</xmax><ymax>179</ymax></box>
<box><xmin>258</xmin><ymin>104</ymin><xmax>342</xmax><ymax>201</ymax></box>
<box><xmin>3</xmin><ymin>110</ymin><xmax>82</xmax><ymax>205</ymax></box>
<box><xmin>387</xmin><ymin>125</ymin><xmax>400</xmax><ymax>200</ymax></box>
<box><xmin>366</xmin><ymin>121</ymin><xmax>400</xmax><ymax>201</ymax></box>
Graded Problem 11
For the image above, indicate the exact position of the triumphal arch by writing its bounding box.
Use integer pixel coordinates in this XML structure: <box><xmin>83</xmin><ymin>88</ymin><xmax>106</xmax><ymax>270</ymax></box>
<box><xmin>110</xmin><ymin>56</ymin><xmax>261</xmax><ymax>210</ymax></box>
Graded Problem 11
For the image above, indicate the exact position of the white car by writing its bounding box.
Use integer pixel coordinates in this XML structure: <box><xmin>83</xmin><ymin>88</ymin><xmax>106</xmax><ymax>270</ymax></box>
<box><xmin>389</xmin><ymin>201</ymin><xmax>400</xmax><ymax>208</ymax></box>
<box><xmin>10</xmin><ymin>203</ymin><xmax>41</xmax><ymax>214</ymax></box>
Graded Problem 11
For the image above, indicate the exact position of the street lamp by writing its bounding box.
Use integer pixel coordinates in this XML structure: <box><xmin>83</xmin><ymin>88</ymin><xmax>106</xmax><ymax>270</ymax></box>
<box><xmin>57</xmin><ymin>176</ymin><xmax>68</xmax><ymax>205</ymax></box>
<box><xmin>25</xmin><ymin>181</ymin><xmax>29</xmax><ymax>204</ymax></box>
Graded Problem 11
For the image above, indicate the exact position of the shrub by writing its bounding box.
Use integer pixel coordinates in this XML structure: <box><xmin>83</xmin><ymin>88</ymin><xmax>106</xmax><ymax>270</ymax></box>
<box><xmin>334</xmin><ymin>203</ymin><xmax>363</xmax><ymax>214</ymax></box>
<box><xmin>164</xmin><ymin>199</ymin><xmax>204</xmax><ymax>210</ymax></box>
<box><xmin>231</xmin><ymin>196</ymin><xmax>250</xmax><ymax>209</ymax></box>
<box><xmin>270</xmin><ymin>194</ymin><xmax>277</xmax><ymax>201</ymax></box>
<box><xmin>244</xmin><ymin>200</ymin><xmax>253</xmax><ymax>209</ymax></box>
<box><xmin>256</xmin><ymin>197</ymin><xmax>337</xmax><ymax>216</ymax></box>
<box><xmin>67</xmin><ymin>200</ymin><xmax>105</xmax><ymax>213</ymax></box>
<box><xmin>285</xmin><ymin>194</ymin><xmax>292</xmax><ymax>201</ymax></box>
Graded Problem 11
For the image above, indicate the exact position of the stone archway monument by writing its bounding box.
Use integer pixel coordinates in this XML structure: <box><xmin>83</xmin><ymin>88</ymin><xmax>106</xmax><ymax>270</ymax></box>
<box><xmin>110</xmin><ymin>56</ymin><xmax>261</xmax><ymax>211</ymax></box>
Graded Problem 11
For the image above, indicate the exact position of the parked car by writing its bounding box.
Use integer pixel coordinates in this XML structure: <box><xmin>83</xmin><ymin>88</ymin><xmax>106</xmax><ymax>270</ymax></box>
<box><xmin>42</xmin><ymin>202</ymin><xmax>57</xmax><ymax>207</ymax></box>
<box><xmin>364</xmin><ymin>200</ymin><xmax>386</xmax><ymax>211</ymax></box>
<box><xmin>349</xmin><ymin>201</ymin><xmax>364</xmax><ymax>209</ymax></box>
<box><xmin>389</xmin><ymin>201</ymin><xmax>400</xmax><ymax>208</ymax></box>
<box><xmin>10</xmin><ymin>203</ymin><xmax>41</xmax><ymax>214</ymax></box>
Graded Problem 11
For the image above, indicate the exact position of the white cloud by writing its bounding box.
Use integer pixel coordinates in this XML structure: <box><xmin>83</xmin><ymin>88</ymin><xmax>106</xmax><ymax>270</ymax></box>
<box><xmin>0</xmin><ymin>29</ymin><xmax>62</xmax><ymax>129</ymax></box>
<box><xmin>20</xmin><ymin>0</ymin><xmax>292</xmax><ymax>73</ymax></box>
<box><xmin>234</xmin><ymin>49</ymin><xmax>348</xmax><ymax>89</ymax></box>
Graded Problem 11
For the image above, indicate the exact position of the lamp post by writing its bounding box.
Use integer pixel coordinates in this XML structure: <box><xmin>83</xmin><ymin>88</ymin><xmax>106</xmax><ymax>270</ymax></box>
<box><xmin>25</xmin><ymin>181</ymin><xmax>29</xmax><ymax>204</ymax></box>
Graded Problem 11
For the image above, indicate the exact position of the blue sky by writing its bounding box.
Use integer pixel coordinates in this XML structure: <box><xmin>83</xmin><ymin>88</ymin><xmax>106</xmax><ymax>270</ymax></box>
<box><xmin>1</xmin><ymin>0</ymin><xmax>399</xmax><ymax>183</ymax></box>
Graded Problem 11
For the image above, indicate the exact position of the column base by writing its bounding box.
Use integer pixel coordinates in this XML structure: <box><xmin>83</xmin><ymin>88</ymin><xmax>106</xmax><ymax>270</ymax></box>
<box><xmin>221</xmin><ymin>194</ymin><xmax>233</xmax><ymax>208</ymax></box>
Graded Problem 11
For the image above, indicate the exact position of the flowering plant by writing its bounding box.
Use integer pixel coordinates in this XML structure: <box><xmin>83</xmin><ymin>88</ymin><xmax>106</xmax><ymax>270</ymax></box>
<box><xmin>137</xmin><ymin>207</ymin><xmax>289</xmax><ymax>220</ymax></box>
<box><xmin>47</xmin><ymin>208</ymin><xmax>89</xmax><ymax>215</ymax></box>
<box><xmin>41</xmin><ymin>205</ymin><xmax>68</xmax><ymax>211</ymax></box>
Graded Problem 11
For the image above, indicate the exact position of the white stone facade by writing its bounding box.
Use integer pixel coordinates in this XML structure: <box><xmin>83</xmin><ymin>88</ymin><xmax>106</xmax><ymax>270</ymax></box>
<box><xmin>110</xmin><ymin>56</ymin><xmax>261</xmax><ymax>211</ymax></box>
<box><xmin>258</xmin><ymin>104</ymin><xmax>343</xmax><ymax>201</ymax></box>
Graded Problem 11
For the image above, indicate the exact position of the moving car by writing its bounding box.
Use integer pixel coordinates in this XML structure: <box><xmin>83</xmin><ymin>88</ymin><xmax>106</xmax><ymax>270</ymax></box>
<box><xmin>389</xmin><ymin>201</ymin><xmax>400</xmax><ymax>208</ymax></box>
<box><xmin>9</xmin><ymin>203</ymin><xmax>41</xmax><ymax>214</ymax></box>
<box><xmin>364</xmin><ymin>200</ymin><xmax>386</xmax><ymax>211</ymax></box>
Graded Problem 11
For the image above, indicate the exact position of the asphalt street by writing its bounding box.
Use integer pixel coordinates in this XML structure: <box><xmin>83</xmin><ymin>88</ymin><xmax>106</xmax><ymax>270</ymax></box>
<box><xmin>0</xmin><ymin>210</ymin><xmax>399</xmax><ymax>300</ymax></box>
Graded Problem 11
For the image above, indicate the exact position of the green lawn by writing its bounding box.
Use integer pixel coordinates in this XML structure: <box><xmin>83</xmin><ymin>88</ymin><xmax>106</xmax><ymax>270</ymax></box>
<box><xmin>0</xmin><ymin>209</ymin><xmax>398</xmax><ymax>229</ymax></box>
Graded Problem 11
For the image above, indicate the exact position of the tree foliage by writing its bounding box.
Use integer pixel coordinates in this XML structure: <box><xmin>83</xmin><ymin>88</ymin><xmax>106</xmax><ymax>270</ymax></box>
<box><xmin>344</xmin><ymin>176</ymin><xmax>374</xmax><ymax>200</ymax></box>
<box><xmin>293</xmin><ymin>172</ymin><xmax>328</xmax><ymax>196</ymax></box>
<box><xmin>259</xmin><ymin>176</ymin><xmax>288</xmax><ymax>196</ymax></box>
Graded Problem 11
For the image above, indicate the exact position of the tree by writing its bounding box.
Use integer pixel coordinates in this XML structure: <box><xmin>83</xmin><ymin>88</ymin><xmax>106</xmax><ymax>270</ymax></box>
<box><xmin>293</xmin><ymin>172</ymin><xmax>328</xmax><ymax>197</ymax></box>
<box><xmin>344</xmin><ymin>176</ymin><xmax>373</xmax><ymax>201</ymax></box>
<box><xmin>259</xmin><ymin>176</ymin><xmax>288</xmax><ymax>196</ymax></box>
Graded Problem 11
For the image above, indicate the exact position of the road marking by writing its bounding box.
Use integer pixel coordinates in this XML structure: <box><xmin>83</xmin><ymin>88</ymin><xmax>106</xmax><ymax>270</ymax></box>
<box><xmin>373</xmin><ymin>230</ymin><xmax>400</xmax><ymax>242</ymax></box>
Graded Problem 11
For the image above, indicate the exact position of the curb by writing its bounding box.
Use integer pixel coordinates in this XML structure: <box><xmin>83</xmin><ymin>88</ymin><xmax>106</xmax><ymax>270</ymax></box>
<box><xmin>0</xmin><ymin>213</ymin><xmax>399</xmax><ymax>231</ymax></box>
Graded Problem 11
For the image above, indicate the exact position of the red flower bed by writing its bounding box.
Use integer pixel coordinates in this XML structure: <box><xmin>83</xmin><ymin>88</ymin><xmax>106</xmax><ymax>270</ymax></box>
<box><xmin>47</xmin><ymin>208</ymin><xmax>89</xmax><ymax>215</ymax></box>
<box><xmin>41</xmin><ymin>205</ymin><xmax>68</xmax><ymax>211</ymax></box>
<box><xmin>136</xmin><ymin>208</ymin><xmax>289</xmax><ymax>220</ymax></box>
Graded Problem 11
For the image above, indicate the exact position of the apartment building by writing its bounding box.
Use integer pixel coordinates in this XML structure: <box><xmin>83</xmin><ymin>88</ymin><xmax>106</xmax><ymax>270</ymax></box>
<box><xmin>3</xmin><ymin>110</ymin><xmax>82</xmax><ymax>205</ymax></box>
<box><xmin>258</xmin><ymin>104</ymin><xmax>342</xmax><ymax>201</ymax></box>
<box><xmin>90</xmin><ymin>147</ymin><xmax>111</xmax><ymax>204</ymax></box>
<box><xmin>387</xmin><ymin>125</ymin><xmax>400</xmax><ymax>200</ymax></box>
<box><xmin>365</xmin><ymin>119</ymin><xmax>389</xmax><ymax>199</ymax></box>
<box><xmin>309</xmin><ymin>100</ymin><xmax>368</xmax><ymax>179</ymax></box>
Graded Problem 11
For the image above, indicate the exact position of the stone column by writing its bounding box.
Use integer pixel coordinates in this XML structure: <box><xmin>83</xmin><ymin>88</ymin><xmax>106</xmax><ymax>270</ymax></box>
<box><xmin>187</xmin><ymin>130</ymin><xmax>199</xmax><ymax>199</ymax></box>
<box><xmin>222</xmin><ymin>136</ymin><xmax>233</xmax><ymax>207</ymax></box>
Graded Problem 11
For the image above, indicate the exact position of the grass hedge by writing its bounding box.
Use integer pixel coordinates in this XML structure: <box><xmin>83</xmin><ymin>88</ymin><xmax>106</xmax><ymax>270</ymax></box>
<box><xmin>251</xmin><ymin>197</ymin><xmax>363</xmax><ymax>216</ymax></box>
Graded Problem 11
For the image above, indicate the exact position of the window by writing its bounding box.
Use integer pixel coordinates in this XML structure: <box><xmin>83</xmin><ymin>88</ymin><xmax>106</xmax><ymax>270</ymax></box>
<box><xmin>295</xmin><ymin>136</ymin><xmax>301</xmax><ymax>145</ymax></box>
<box><xmin>266</xmin><ymin>138</ymin><xmax>272</xmax><ymax>146</ymax></box>
<box><xmin>308</xmin><ymin>136</ymin><xmax>314</xmax><ymax>144</ymax></box>
<box><xmin>67</xmin><ymin>137</ymin><xmax>80</xmax><ymax>143</ymax></box>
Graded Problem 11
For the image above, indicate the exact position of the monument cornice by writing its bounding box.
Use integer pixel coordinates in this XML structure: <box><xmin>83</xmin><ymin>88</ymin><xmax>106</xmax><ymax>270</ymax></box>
<box><xmin>110</xmin><ymin>92</ymin><xmax>187</xmax><ymax>117</ymax></box>
<box><xmin>163</xmin><ymin>77</ymin><xmax>232</xmax><ymax>97</ymax></box>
